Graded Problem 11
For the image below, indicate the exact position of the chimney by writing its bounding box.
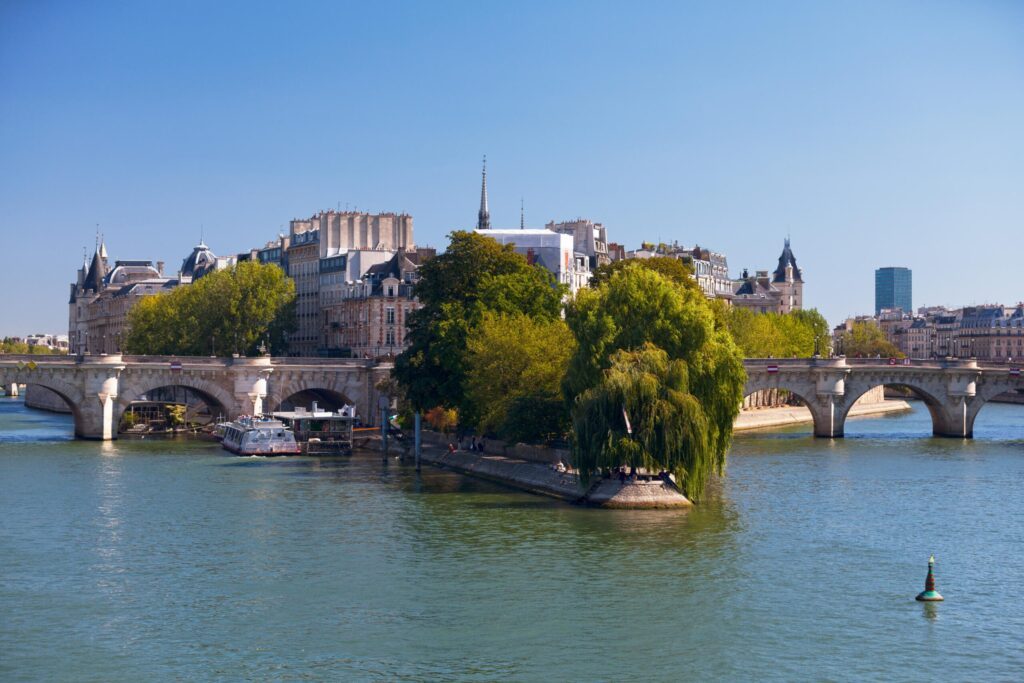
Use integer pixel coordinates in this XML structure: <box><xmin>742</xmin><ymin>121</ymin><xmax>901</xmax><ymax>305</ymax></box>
<box><xmin>156</xmin><ymin>261</ymin><xmax>165</xmax><ymax>276</ymax></box>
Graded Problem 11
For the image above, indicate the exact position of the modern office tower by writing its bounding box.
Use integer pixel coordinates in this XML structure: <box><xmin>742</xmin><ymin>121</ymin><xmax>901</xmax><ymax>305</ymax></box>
<box><xmin>875</xmin><ymin>267</ymin><xmax>912</xmax><ymax>315</ymax></box>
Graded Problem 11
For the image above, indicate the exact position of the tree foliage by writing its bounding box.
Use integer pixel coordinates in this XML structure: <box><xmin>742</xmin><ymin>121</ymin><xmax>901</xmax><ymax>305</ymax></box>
<box><xmin>0</xmin><ymin>339</ymin><xmax>66</xmax><ymax>355</ymax></box>
<box><xmin>564</xmin><ymin>264</ymin><xmax>745</xmax><ymax>501</ymax></box>
<box><xmin>124</xmin><ymin>261</ymin><xmax>295</xmax><ymax>356</ymax></box>
<box><xmin>590</xmin><ymin>256</ymin><xmax>696</xmax><ymax>291</ymax></box>
<box><xmin>393</xmin><ymin>231</ymin><xmax>565</xmax><ymax>415</ymax></box>
<box><xmin>574</xmin><ymin>345</ymin><xmax>719</xmax><ymax>499</ymax></box>
<box><xmin>726</xmin><ymin>308</ymin><xmax>831</xmax><ymax>358</ymax></box>
<box><xmin>839</xmin><ymin>321</ymin><xmax>902</xmax><ymax>358</ymax></box>
<box><xmin>464</xmin><ymin>312</ymin><xmax>575</xmax><ymax>443</ymax></box>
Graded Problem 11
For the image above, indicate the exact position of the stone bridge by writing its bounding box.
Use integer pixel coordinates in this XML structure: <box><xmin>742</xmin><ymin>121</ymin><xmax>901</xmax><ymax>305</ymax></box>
<box><xmin>744</xmin><ymin>357</ymin><xmax>1024</xmax><ymax>438</ymax></box>
<box><xmin>0</xmin><ymin>354</ymin><xmax>392</xmax><ymax>440</ymax></box>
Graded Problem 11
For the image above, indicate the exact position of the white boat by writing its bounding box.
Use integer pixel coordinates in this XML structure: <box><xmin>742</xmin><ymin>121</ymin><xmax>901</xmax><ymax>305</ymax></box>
<box><xmin>220</xmin><ymin>416</ymin><xmax>301</xmax><ymax>456</ymax></box>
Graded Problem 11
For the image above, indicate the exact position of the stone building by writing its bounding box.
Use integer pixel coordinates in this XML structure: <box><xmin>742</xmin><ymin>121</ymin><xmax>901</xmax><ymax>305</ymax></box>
<box><xmin>68</xmin><ymin>241</ymin><xmax>179</xmax><ymax>354</ymax></box>
<box><xmin>678</xmin><ymin>246</ymin><xmax>732</xmax><ymax>299</ymax></box>
<box><xmin>545</xmin><ymin>218</ymin><xmax>610</xmax><ymax>269</ymax></box>
<box><xmin>289</xmin><ymin>210</ymin><xmax>413</xmax><ymax>254</ymax></box>
<box><xmin>959</xmin><ymin>305</ymin><xmax>1024</xmax><ymax>360</ymax></box>
<box><xmin>324</xmin><ymin>249</ymin><xmax>434</xmax><ymax>358</ymax></box>
<box><xmin>732</xmin><ymin>239</ymin><xmax>804</xmax><ymax>314</ymax></box>
<box><xmin>285</xmin><ymin>210</ymin><xmax>417</xmax><ymax>356</ymax></box>
<box><xmin>285</xmin><ymin>228</ymin><xmax>323</xmax><ymax>357</ymax></box>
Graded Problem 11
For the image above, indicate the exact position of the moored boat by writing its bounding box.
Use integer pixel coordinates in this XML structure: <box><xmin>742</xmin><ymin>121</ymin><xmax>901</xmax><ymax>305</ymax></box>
<box><xmin>220</xmin><ymin>416</ymin><xmax>302</xmax><ymax>455</ymax></box>
<box><xmin>272</xmin><ymin>403</ymin><xmax>356</xmax><ymax>454</ymax></box>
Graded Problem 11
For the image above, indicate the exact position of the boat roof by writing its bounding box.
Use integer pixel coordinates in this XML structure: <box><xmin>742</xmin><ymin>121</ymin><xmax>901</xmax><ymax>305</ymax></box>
<box><xmin>272</xmin><ymin>410</ymin><xmax>355</xmax><ymax>420</ymax></box>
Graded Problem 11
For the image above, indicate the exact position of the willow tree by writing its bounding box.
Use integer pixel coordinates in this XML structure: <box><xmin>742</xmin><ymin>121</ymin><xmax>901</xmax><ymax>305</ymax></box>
<box><xmin>564</xmin><ymin>264</ymin><xmax>745</xmax><ymax>501</ymax></box>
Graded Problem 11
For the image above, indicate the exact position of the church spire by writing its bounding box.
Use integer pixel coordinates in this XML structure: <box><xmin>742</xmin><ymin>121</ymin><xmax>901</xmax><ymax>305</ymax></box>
<box><xmin>477</xmin><ymin>155</ymin><xmax>490</xmax><ymax>230</ymax></box>
<box><xmin>520</xmin><ymin>197</ymin><xmax>524</xmax><ymax>230</ymax></box>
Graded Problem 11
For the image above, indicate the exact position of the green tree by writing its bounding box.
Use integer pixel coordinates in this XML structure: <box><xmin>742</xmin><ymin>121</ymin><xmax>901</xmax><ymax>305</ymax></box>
<box><xmin>394</xmin><ymin>231</ymin><xmax>565</xmax><ymax>417</ymax></box>
<box><xmin>574</xmin><ymin>344</ymin><xmax>717</xmax><ymax>499</ymax></box>
<box><xmin>564</xmin><ymin>264</ymin><xmax>745</xmax><ymax>501</ymax></box>
<box><xmin>726</xmin><ymin>308</ymin><xmax>831</xmax><ymax>358</ymax></box>
<box><xmin>839</xmin><ymin>321</ymin><xmax>902</xmax><ymax>358</ymax></box>
<box><xmin>464</xmin><ymin>312</ymin><xmax>576</xmax><ymax>443</ymax></box>
<box><xmin>590</xmin><ymin>256</ymin><xmax>696</xmax><ymax>291</ymax></box>
<box><xmin>124</xmin><ymin>261</ymin><xmax>295</xmax><ymax>356</ymax></box>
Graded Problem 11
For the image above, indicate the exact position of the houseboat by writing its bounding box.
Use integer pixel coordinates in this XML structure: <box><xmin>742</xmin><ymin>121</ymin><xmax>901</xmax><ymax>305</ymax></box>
<box><xmin>220</xmin><ymin>416</ymin><xmax>302</xmax><ymax>456</ymax></box>
<box><xmin>272</xmin><ymin>403</ymin><xmax>356</xmax><ymax>454</ymax></box>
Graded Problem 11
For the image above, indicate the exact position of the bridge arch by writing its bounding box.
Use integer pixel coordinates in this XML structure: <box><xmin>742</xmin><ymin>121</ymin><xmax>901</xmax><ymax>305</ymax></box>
<box><xmin>1</xmin><ymin>372</ymin><xmax>87</xmax><ymax>438</ymax></box>
<box><xmin>838</xmin><ymin>379</ymin><xmax>948</xmax><ymax>437</ymax></box>
<box><xmin>963</xmin><ymin>384</ymin><xmax>1022</xmax><ymax>438</ymax></box>
<box><xmin>742</xmin><ymin>379</ymin><xmax>831</xmax><ymax>436</ymax></box>
<box><xmin>116</xmin><ymin>374</ymin><xmax>235</xmax><ymax>429</ymax></box>
<box><xmin>267</xmin><ymin>375</ymin><xmax>359</xmax><ymax>413</ymax></box>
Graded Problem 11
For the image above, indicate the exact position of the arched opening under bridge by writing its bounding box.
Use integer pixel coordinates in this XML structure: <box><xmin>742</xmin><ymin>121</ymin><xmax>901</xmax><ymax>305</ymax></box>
<box><xmin>116</xmin><ymin>384</ymin><xmax>229</xmax><ymax>434</ymax></box>
<box><xmin>839</xmin><ymin>382</ymin><xmax>945</xmax><ymax>438</ymax></box>
<box><xmin>7</xmin><ymin>382</ymin><xmax>82</xmax><ymax>439</ymax></box>
<box><xmin>275</xmin><ymin>388</ymin><xmax>353</xmax><ymax>413</ymax></box>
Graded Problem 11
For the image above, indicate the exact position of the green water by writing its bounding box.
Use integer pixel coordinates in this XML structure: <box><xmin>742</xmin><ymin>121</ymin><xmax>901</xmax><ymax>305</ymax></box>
<box><xmin>2</xmin><ymin>396</ymin><xmax>1023</xmax><ymax>681</ymax></box>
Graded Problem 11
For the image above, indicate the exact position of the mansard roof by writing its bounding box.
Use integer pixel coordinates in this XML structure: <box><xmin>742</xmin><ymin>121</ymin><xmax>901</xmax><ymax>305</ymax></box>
<box><xmin>772</xmin><ymin>239</ymin><xmax>803</xmax><ymax>283</ymax></box>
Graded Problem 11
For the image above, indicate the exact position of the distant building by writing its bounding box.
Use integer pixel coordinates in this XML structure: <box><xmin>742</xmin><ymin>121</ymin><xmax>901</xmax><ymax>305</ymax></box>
<box><xmin>285</xmin><ymin>228</ymin><xmax>323</xmax><ymax>357</ymax></box>
<box><xmin>324</xmin><ymin>249</ymin><xmax>435</xmax><ymax>358</ymax></box>
<box><xmin>290</xmin><ymin>210</ymin><xmax>413</xmax><ymax>254</ymax></box>
<box><xmin>545</xmin><ymin>219</ymin><xmax>610</xmax><ymax>269</ymax></box>
<box><xmin>472</xmin><ymin>159</ymin><xmax>592</xmax><ymax>293</ymax></box>
<box><xmin>68</xmin><ymin>240</ymin><xmax>188</xmax><ymax>354</ymax></box>
<box><xmin>477</xmin><ymin>228</ymin><xmax>592</xmax><ymax>294</ymax></box>
<box><xmin>875</xmin><ymin>267</ymin><xmax>912</xmax><ymax>316</ymax></box>
<box><xmin>25</xmin><ymin>334</ymin><xmax>69</xmax><ymax>352</ymax></box>
<box><xmin>732</xmin><ymin>239</ymin><xmax>804</xmax><ymax>314</ymax></box>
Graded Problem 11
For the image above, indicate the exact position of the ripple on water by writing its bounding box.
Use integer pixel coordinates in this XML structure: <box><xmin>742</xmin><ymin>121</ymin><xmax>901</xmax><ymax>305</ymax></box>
<box><xmin>2</xmin><ymin>400</ymin><xmax>1024</xmax><ymax>680</ymax></box>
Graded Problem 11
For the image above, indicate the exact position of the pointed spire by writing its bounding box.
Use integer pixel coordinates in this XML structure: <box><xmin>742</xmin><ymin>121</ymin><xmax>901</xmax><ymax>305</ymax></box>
<box><xmin>99</xmin><ymin>235</ymin><xmax>107</xmax><ymax>260</ymax></box>
<box><xmin>520</xmin><ymin>197</ymin><xmax>524</xmax><ymax>230</ymax></box>
<box><xmin>477</xmin><ymin>155</ymin><xmax>490</xmax><ymax>230</ymax></box>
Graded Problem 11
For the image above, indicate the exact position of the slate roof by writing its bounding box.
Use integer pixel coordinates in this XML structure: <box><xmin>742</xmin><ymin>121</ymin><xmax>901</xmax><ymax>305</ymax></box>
<box><xmin>181</xmin><ymin>242</ymin><xmax>217</xmax><ymax>279</ymax></box>
<box><xmin>772</xmin><ymin>239</ymin><xmax>803</xmax><ymax>283</ymax></box>
<box><xmin>83</xmin><ymin>249</ymin><xmax>106</xmax><ymax>292</ymax></box>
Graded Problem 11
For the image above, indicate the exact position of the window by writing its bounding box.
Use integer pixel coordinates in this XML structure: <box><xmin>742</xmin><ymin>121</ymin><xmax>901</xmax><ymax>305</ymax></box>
<box><xmin>386</xmin><ymin>329</ymin><xmax>395</xmax><ymax>346</ymax></box>
<box><xmin>386</xmin><ymin>307</ymin><xmax>395</xmax><ymax>324</ymax></box>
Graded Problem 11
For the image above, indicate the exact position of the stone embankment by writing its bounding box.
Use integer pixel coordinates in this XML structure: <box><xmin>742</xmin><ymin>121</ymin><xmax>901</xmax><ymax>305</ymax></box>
<box><xmin>415</xmin><ymin>432</ymin><xmax>690</xmax><ymax>508</ymax></box>
<box><xmin>735</xmin><ymin>399</ymin><xmax>910</xmax><ymax>432</ymax></box>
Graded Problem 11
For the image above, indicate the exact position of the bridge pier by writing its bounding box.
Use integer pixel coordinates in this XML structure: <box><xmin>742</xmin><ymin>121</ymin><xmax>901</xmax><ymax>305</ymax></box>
<box><xmin>6</xmin><ymin>383</ymin><xmax>18</xmax><ymax>397</ymax></box>
<box><xmin>932</xmin><ymin>360</ymin><xmax>980</xmax><ymax>438</ymax></box>
<box><xmin>77</xmin><ymin>356</ymin><xmax>125</xmax><ymax>440</ymax></box>
<box><xmin>230</xmin><ymin>357</ymin><xmax>273</xmax><ymax>416</ymax></box>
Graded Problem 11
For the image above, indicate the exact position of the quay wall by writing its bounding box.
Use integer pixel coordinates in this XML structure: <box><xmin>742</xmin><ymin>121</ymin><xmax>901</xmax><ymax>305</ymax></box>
<box><xmin>413</xmin><ymin>437</ymin><xmax>690</xmax><ymax>508</ymax></box>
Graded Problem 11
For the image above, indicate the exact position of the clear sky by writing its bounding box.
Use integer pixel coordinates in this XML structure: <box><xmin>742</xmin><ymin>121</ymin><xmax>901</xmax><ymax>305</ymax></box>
<box><xmin>2</xmin><ymin>0</ymin><xmax>1022</xmax><ymax>335</ymax></box>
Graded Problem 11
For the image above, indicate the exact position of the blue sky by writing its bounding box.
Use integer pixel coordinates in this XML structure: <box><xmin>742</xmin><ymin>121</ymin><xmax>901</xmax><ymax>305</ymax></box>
<box><xmin>2</xmin><ymin>0</ymin><xmax>1022</xmax><ymax>335</ymax></box>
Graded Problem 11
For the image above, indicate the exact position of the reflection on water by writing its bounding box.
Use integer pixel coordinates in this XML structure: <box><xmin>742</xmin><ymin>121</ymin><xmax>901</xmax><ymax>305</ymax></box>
<box><xmin>1</xmin><ymin>399</ymin><xmax>1023</xmax><ymax>681</ymax></box>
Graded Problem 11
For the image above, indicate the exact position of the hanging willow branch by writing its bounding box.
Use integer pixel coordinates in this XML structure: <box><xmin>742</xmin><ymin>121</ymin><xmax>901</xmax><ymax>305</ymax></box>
<box><xmin>573</xmin><ymin>343</ymin><xmax>727</xmax><ymax>501</ymax></box>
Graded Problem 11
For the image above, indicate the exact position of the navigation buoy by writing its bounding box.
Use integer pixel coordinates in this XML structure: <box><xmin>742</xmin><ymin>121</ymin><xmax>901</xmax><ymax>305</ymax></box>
<box><xmin>915</xmin><ymin>555</ymin><xmax>944</xmax><ymax>602</ymax></box>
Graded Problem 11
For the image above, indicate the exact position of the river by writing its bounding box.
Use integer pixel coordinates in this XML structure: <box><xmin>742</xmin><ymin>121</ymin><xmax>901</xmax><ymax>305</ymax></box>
<box><xmin>2</xmin><ymin>396</ymin><xmax>1023</xmax><ymax>681</ymax></box>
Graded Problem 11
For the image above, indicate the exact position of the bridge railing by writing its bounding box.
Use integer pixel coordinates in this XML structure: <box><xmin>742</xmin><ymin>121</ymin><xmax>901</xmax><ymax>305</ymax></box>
<box><xmin>0</xmin><ymin>354</ymin><xmax>77</xmax><ymax>364</ymax></box>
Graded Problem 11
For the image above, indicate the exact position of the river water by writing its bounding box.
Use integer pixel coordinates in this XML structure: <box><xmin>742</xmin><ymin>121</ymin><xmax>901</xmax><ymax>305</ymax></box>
<box><xmin>1</xmin><ymin>396</ymin><xmax>1023</xmax><ymax>682</ymax></box>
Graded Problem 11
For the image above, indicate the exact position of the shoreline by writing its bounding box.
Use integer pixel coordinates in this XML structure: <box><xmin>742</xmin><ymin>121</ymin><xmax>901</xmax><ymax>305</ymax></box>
<box><xmin>412</xmin><ymin>439</ymin><xmax>692</xmax><ymax>509</ymax></box>
<box><xmin>734</xmin><ymin>399</ymin><xmax>911</xmax><ymax>432</ymax></box>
